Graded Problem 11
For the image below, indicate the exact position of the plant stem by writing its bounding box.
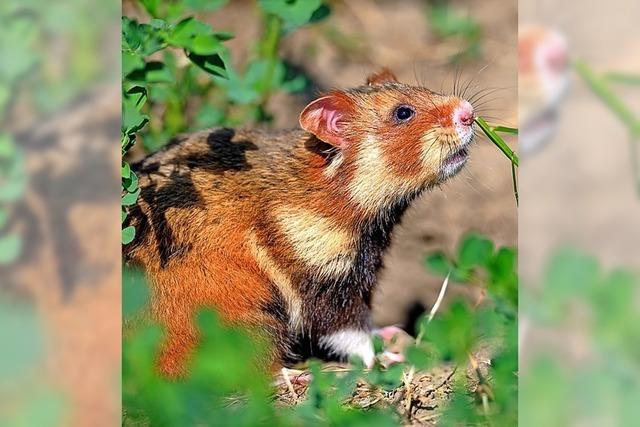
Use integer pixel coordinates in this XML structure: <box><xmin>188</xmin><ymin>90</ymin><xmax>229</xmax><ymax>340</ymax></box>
<box><xmin>574</xmin><ymin>59</ymin><xmax>638</xmax><ymax>131</ymax></box>
<box><xmin>475</xmin><ymin>117</ymin><xmax>519</xmax><ymax>167</ymax></box>
<box><xmin>604</xmin><ymin>72</ymin><xmax>640</xmax><ymax>86</ymax></box>
<box><xmin>256</xmin><ymin>13</ymin><xmax>283</xmax><ymax>112</ymax></box>
<box><xmin>511</xmin><ymin>162</ymin><xmax>519</xmax><ymax>206</ymax></box>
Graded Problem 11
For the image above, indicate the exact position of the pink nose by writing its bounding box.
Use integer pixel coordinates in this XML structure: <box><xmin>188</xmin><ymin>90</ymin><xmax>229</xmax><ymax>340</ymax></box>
<box><xmin>544</xmin><ymin>36</ymin><xmax>568</xmax><ymax>73</ymax></box>
<box><xmin>455</xmin><ymin>102</ymin><xmax>474</xmax><ymax>127</ymax></box>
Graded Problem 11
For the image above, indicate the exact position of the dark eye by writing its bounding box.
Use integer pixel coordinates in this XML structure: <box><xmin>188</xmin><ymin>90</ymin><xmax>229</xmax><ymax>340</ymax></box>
<box><xmin>394</xmin><ymin>105</ymin><xmax>415</xmax><ymax>122</ymax></box>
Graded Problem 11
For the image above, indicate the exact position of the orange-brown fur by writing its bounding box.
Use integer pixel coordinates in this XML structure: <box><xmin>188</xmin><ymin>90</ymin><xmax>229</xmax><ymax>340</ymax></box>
<box><xmin>124</xmin><ymin>71</ymin><xmax>474</xmax><ymax>376</ymax></box>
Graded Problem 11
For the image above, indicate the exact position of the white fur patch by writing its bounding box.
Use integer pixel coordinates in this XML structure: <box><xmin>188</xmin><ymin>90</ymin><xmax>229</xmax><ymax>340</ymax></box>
<box><xmin>319</xmin><ymin>329</ymin><xmax>375</xmax><ymax>368</ymax></box>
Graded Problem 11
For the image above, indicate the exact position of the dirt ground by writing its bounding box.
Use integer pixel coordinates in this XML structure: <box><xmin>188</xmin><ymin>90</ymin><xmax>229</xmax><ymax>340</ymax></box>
<box><xmin>210</xmin><ymin>0</ymin><xmax>518</xmax><ymax>329</ymax></box>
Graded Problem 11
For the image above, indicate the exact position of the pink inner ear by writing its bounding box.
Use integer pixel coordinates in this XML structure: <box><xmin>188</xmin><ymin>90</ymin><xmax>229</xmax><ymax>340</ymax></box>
<box><xmin>325</xmin><ymin>108</ymin><xmax>343</xmax><ymax>134</ymax></box>
<box><xmin>300</xmin><ymin>95</ymin><xmax>348</xmax><ymax>147</ymax></box>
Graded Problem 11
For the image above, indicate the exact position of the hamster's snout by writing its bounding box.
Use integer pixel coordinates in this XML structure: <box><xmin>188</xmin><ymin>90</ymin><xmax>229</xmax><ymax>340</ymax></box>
<box><xmin>453</xmin><ymin>101</ymin><xmax>474</xmax><ymax>128</ymax></box>
<box><xmin>540</xmin><ymin>32</ymin><xmax>568</xmax><ymax>74</ymax></box>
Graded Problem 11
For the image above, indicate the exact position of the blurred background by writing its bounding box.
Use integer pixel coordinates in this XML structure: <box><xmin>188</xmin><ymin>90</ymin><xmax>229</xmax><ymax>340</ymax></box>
<box><xmin>1</xmin><ymin>1</ymin><xmax>120</xmax><ymax>426</ymax></box>
<box><xmin>519</xmin><ymin>0</ymin><xmax>640</xmax><ymax>426</ymax></box>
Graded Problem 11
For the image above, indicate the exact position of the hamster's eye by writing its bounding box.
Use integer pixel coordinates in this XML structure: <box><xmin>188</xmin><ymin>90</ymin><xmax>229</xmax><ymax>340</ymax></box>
<box><xmin>394</xmin><ymin>105</ymin><xmax>415</xmax><ymax>122</ymax></box>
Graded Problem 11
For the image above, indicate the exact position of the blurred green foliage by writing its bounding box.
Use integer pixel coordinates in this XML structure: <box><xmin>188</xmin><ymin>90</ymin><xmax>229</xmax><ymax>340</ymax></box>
<box><xmin>1</xmin><ymin>3</ymin><xmax>117</xmax><ymax>425</ymax></box>
<box><xmin>1</xmin><ymin>0</ymin><xmax>116</xmax><ymax>262</ymax></box>
<box><xmin>521</xmin><ymin>249</ymin><xmax>640</xmax><ymax>426</ymax></box>
<box><xmin>0</xmin><ymin>134</ymin><xmax>25</xmax><ymax>265</ymax></box>
<box><xmin>425</xmin><ymin>0</ymin><xmax>482</xmax><ymax>63</ymax></box>
<box><xmin>124</xmin><ymin>233</ymin><xmax>518</xmax><ymax>425</ymax></box>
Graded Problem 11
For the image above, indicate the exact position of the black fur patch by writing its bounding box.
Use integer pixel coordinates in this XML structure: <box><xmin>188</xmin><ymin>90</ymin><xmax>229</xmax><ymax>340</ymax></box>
<box><xmin>127</xmin><ymin>128</ymin><xmax>260</xmax><ymax>266</ymax></box>
<box><xmin>261</xmin><ymin>284</ymin><xmax>290</xmax><ymax>325</ymax></box>
<box><xmin>137</xmin><ymin>168</ymin><xmax>203</xmax><ymax>268</ymax></box>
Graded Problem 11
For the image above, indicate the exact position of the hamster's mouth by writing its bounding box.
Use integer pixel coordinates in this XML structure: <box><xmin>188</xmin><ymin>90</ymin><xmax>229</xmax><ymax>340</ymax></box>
<box><xmin>440</xmin><ymin>146</ymin><xmax>469</xmax><ymax>179</ymax></box>
<box><xmin>443</xmin><ymin>147</ymin><xmax>469</xmax><ymax>167</ymax></box>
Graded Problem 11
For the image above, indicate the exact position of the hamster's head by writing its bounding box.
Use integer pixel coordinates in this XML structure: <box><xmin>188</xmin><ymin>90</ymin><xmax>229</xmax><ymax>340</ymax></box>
<box><xmin>299</xmin><ymin>69</ymin><xmax>475</xmax><ymax>213</ymax></box>
<box><xmin>519</xmin><ymin>26</ymin><xmax>570</xmax><ymax>155</ymax></box>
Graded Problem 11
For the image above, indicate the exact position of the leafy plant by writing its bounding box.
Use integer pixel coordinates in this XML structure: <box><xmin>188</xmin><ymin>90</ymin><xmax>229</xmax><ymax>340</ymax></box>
<box><xmin>121</xmin><ymin>6</ymin><xmax>232</xmax><ymax>242</ymax></box>
<box><xmin>420</xmin><ymin>233</ymin><xmax>518</xmax><ymax>425</ymax></box>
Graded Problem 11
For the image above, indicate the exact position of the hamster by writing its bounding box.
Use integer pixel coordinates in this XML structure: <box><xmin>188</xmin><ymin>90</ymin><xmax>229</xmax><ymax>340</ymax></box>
<box><xmin>124</xmin><ymin>69</ymin><xmax>475</xmax><ymax>377</ymax></box>
<box><xmin>519</xmin><ymin>26</ymin><xmax>570</xmax><ymax>156</ymax></box>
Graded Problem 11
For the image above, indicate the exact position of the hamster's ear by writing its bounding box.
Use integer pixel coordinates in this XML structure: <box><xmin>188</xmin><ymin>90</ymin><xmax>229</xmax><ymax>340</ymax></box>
<box><xmin>299</xmin><ymin>93</ymin><xmax>352</xmax><ymax>147</ymax></box>
<box><xmin>366</xmin><ymin>68</ymin><xmax>398</xmax><ymax>85</ymax></box>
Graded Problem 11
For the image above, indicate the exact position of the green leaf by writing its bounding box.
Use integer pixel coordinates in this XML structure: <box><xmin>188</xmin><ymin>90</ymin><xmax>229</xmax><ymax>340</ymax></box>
<box><xmin>168</xmin><ymin>18</ymin><xmax>225</xmax><ymax>55</ymax></box>
<box><xmin>123</xmin><ymin>268</ymin><xmax>149</xmax><ymax>316</ymax></box>
<box><xmin>139</xmin><ymin>0</ymin><xmax>161</xmax><ymax>18</ymax></box>
<box><xmin>122</xmin><ymin>50</ymin><xmax>145</xmax><ymax>77</ymax></box>
<box><xmin>122</xmin><ymin>225</ymin><xmax>136</xmax><ymax>245</ymax></box>
<box><xmin>406</xmin><ymin>345</ymin><xmax>433</xmax><ymax>370</ymax></box>
<box><xmin>494</xmin><ymin>125</ymin><xmax>518</xmax><ymax>135</ymax></box>
<box><xmin>126</xmin><ymin>85</ymin><xmax>148</xmax><ymax>108</ymax></box>
<box><xmin>421</xmin><ymin>300</ymin><xmax>476</xmax><ymax>364</ymax></box>
<box><xmin>574</xmin><ymin>60</ymin><xmax>639</xmax><ymax>132</ymax></box>
<box><xmin>259</xmin><ymin>0</ymin><xmax>324</xmax><ymax>28</ymax></box>
<box><xmin>195</xmin><ymin>104</ymin><xmax>225</xmax><ymax>129</ymax></box>
<box><xmin>457</xmin><ymin>233</ymin><xmax>494</xmax><ymax>269</ymax></box>
<box><xmin>127</xmin><ymin>61</ymin><xmax>174</xmax><ymax>84</ymax></box>
<box><xmin>425</xmin><ymin>251</ymin><xmax>452</xmax><ymax>276</ymax></box>
<box><xmin>0</xmin><ymin>133</ymin><xmax>16</xmax><ymax>158</ymax></box>
<box><xmin>543</xmin><ymin>249</ymin><xmax>599</xmax><ymax>300</ymax></box>
<box><xmin>0</xmin><ymin>233</ymin><xmax>21</xmax><ymax>264</ymax></box>
<box><xmin>121</xmin><ymin>188</ymin><xmax>141</xmax><ymax>206</ymax></box>
<box><xmin>124</xmin><ymin>170</ymin><xmax>139</xmax><ymax>193</ymax></box>
<box><xmin>490</xmin><ymin>246</ymin><xmax>517</xmax><ymax>281</ymax></box>
<box><xmin>122</xmin><ymin>17</ymin><xmax>165</xmax><ymax>57</ymax></box>
<box><xmin>0</xmin><ymin>150</ymin><xmax>26</xmax><ymax>203</ymax></box>
<box><xmin>188</xmin><ymin>52</ymin><xmax>228</xmax><ymax>78</ymax></box>
<box><xmin>122</xmin><ymin>91</ymin><xmax>149</xmax><ymax>135</ymax></box>
<box><xmin>0</xmin><ymin>18</ymin><xmax>39</xmax><ymax>82</ymax></box>
<box><xmin>213</xmin><ymin>59</ymin><xmax>284</xmax><ymax>104</ymax></box>
<box><xmin>121</xmin><ymin>161</ymin><xmax>131</xmax><ymax>179</ymax></box>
